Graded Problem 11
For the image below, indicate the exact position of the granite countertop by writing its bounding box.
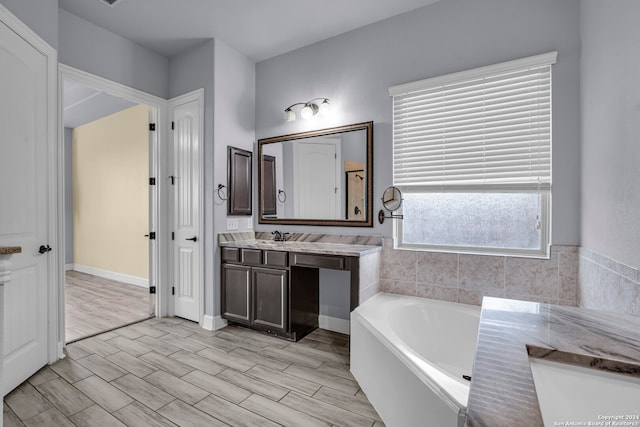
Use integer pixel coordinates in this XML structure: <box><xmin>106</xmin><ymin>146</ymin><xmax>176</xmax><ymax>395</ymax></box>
<box><xmin>219</xmin><ymin>239</ymin><xmax>382</xmax><ymax>257</ymax></box>
<box><xmin>0</xmin><ymin>247</ymin><xmax>21</xmax><ymax>255</ymax></box>
<box><xmin>465</xmin><ymin>297</ymin><xmax>640</xmax><ymax>426</ymax></box>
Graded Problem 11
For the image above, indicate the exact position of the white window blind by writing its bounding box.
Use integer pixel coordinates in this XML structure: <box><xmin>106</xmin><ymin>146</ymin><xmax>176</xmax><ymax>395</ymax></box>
<box><xmin>390</xmin><ymin>52</ymin><xmax>557</xmax><ymax>189</ymax></box>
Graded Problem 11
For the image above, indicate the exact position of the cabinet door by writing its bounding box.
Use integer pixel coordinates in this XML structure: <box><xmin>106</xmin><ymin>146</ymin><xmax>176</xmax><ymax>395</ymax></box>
<box><xmin>252</xmin><ymin>267</ymin><xmax>288</xmax><ymax>332</ymax></box>
<box><xmin>221</xmin><ymin>264</ymin><xmax>251</xmax><ymax>325</ymax></box>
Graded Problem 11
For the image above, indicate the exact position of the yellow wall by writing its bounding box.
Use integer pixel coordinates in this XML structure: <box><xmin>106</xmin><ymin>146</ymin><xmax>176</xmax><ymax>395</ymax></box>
<box><xmin>73</xmin><ymin>104</ymin><xmax>149</xmax><ymax>279</ymax></box>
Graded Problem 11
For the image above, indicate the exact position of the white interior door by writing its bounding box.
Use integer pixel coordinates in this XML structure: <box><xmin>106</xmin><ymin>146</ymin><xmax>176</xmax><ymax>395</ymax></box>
<box><xmin>0</xmin><ymin>18</ymin><xmax>50</xmax><ymax>395</ymax></box>
<box><xmin>170</xmin><ymin>93</ymin><xmax>203</xmax><ymax>323</ymax></box>
<box><xmin>293</xmin><ymin>139</ymin><xmax>341</xmax><ymax>219</ymax></box>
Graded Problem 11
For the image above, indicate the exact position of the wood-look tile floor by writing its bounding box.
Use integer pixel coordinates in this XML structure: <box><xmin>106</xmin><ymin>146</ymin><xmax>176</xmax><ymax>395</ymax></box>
<box><xmin>3</xmin><ymin>318</ymin><xmax>384</xmax><ymax>427</ymax></box>
<box><xmin>66</xmin><ymin>271</ymin><xmax>151</xmax><ymax>343</ymax></box>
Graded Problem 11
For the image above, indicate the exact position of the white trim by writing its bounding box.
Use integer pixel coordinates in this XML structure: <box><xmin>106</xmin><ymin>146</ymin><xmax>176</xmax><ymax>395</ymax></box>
<box><xmin>212</xmin><ymin>315</ymin><xmax>228</xmax><ymax>331</ymax></box>
<box><xmin>0</xmin><ymin>260</ymin><xmax>6</xmax><ymax>423</ymax></box>
<box><xmin>319</xmin><ymin>315</ymin><xmax>350</xmax><ymax>335</ymax></box>
<box><xmin>389</xmin><ymin>51</ymin><xmax>558</xmax><ymax>96</ymax></box>
<box><xmin>59</xmin><ymin>64</ymin><xmax>166</xmax><ymax>106</ymax></box>
<box><xmin>202</xmin><ymin>315</ymin><xmax>228</xmax><ymax>331</ymax></box>
<box><xmin>202</xmin><ymin>315</ymin><xmax>214</xmax><ymax>331</ymax></box>
<box><xmin>64</xmin><ymin>263</ymin><xmax>74</xmax><ymax>271</ymax></box>
<box><xmin>168</xmin><ymin>89</ymin><xmax>205</xmax><ymax>325</ymax></box>
<box><xmin>71</xmin><ymin>264</ymin><xmax>149</xmax><ymax>288</ymax></box>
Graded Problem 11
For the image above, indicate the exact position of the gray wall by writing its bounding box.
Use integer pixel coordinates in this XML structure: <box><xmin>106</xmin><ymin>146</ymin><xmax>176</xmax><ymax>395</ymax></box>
<box><xmin>168</xmin><ymin>38</ymin><xmax>256</xmax><ymax>318</ymax></box>
<box><xmin>580</xmin><ymin>0</ymin><xmax>640</xmax><ymax>269</ymax></box>
<box><xmin>64</xmin><ymin>128</ymin><xmax>73</xmax><ymax>265</ymax></box>
<box><xmin>256</xmin><ymin>0</ymin><xmax>581</xmax><ymax>245</ymax></box>
<box><xmin>579</xmin><ymin>1</ymin><xmax>640</xmax><ymax>315</ymax></box>
<box><xmin>59</xmin><ymin>8</ymin><xmax>169</xmax><ymax>99</ymax></box>
<box><xmin>168</xmin><ymin>40</ymin><xmax>216</xmax><ymax>317</ymax></box>
<box><xmin>0</xmin><ymin>0</ymin><xmax>58</xmax><ymax>49</ymax></box>
<box><xmin>213</xmin><ymin>39</ymin><xmax>256</xmax><ymax>317</ymax></box>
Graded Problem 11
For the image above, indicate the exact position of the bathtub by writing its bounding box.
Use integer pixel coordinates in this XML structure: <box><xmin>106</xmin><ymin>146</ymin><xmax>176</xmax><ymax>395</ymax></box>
<box><xmin>351</xmin><ymin>293</ymin><xmax>481</xmax><ymax>427</ymax></box>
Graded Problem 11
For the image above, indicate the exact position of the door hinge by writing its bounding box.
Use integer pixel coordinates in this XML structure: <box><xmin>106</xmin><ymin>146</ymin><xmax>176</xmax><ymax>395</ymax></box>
<box><xmin>148</xmin><ymin>232</ymin><xmax>156</xmax><ymax>240</ymax></box>
<box><xmin>149</xmin><ymin>286</ymin><xmax>156</xmax><ymax>294</ymax></box>
<box><xmin>149</xmin><ymin>177</ymin><xmax>156</xmax><ymax>185</ymax></box>
<box><xmin>171</xmin><ymin>121</ymin><xmax>175</xmax><ymax>130</ymax></box>
<box><xmin>171</xmin><ymin>286</ymin><xmax>175</xmax><ymax>296</ymax></box>
<box><xmin>171</xmin><ymin>232</ymin><xmax>175</xmax><ymax>241</ymax></box>
<box><xmin>149</xmin><ymin>123</ymin><xmax>156</xmax><ymax>131</ymax></box>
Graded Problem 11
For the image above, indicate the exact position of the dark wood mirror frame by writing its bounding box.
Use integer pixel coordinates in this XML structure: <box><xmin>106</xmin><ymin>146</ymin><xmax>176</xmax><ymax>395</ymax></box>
<box><xmin>227</xmin><ymin>146</ymin><xmax>252</xmax><ymax>216</ymax></box>
<box><xmin>258</xmin><ymin>121</ymin><xmax>373</xmax><ymax>227</ymax></box>
<box><xmin>262</xmin><ymin>155</ymin><xmax>277</xmax><ymax>216</ymax></box>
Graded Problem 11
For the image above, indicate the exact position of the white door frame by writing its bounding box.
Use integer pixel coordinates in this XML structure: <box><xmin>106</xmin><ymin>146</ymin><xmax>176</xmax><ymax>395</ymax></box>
<box><xmin>0</xmin><ymin>4</ymin><xmax>59</xmax><ymax>367</ymax></box>
<box><xmin>57</xmin><ymin>65</ymin><xmax>171</xmax><ymax>348</ymax></box>
<box><xmin>168</xmin><ymin>89</ymin><xmax>205</xmax><ymax>325</ymax></box>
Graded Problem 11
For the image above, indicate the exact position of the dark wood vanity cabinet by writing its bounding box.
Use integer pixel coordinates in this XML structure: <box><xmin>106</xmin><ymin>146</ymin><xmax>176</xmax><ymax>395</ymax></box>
<box><xmin>221</xmin><ymin>247</ymin><xmax>293</xmax><ymax>337</ymax></box>
<box><xmin>221</xmin><ymin>263</ymin><xmax>251</xmax><ymax>325</ymax></box>
<box><xmin>221</xmin><ymin>246</ymin><xmax>327</xmax><ymax>340</ymax></box>
<box><xmin>251</xmin><ymin>267</ymin><xmax>288</xmax><ymax>332</ymax></box>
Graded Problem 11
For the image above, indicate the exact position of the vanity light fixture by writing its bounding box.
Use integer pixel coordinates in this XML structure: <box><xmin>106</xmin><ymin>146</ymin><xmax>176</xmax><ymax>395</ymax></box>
<box><xmin>284</xmin><ymin>98</ymin><xmax>331</xmax><ymax>122</ymax></box>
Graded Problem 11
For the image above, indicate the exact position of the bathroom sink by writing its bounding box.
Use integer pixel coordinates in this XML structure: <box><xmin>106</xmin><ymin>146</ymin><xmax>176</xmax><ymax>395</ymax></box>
<box><xmin>529</xmin><ymin>357</ymin><xmax>640</xmax><ymax>426</ymax></box>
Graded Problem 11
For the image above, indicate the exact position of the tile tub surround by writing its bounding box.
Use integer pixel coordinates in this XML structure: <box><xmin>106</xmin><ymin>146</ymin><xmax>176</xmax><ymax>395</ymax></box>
<box><xmin>380</xmin><ymin>238</ymin><xmax>579</xmax><ymax>307</ymax></box>
<box><xmin>578</xmin><ymin>247</ymin><xmax>640</xmax><ymax>317</ymax></box>
<box><xmin>465</xmin><ymin>297</ymin><xmax>640</xmax><ymax>426</ymax></box>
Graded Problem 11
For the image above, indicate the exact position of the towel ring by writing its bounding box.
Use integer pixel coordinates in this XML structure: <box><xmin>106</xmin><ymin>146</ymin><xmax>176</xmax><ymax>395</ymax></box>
<box><xmin>277</xmin><ymin>189</ymin><xmax>287</xmax><ymax>203</ymax></box>
<box><xmin>217</xmin><ymin>184</ymin><xmax>228</xmax><ymax>201</ymax></box>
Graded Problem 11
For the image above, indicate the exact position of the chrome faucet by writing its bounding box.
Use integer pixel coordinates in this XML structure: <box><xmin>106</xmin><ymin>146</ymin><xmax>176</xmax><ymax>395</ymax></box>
<box><xmin>272</xmin><ymin>230</ymin><xmax>289</xmax><ymax>242</ymax></box>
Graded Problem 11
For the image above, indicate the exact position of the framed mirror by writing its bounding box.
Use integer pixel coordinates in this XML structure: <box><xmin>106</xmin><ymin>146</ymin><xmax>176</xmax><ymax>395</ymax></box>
<box><xmin>227</xmin><ymin>146</ymin><xmax>252</xmax><ymax>215</ymax></box>
<box><xmin>258</xmin><ymin>121</ymin><xmax>373</xmax><ymax>227</ymax></box>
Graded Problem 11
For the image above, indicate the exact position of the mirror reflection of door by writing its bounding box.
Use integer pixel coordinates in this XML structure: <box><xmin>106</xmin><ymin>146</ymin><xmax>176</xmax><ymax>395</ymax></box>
<box><xmin>293</xmin><ymin>140</ymin><xmax>341</xmax><ymax>219</ymax></box>
<box><xmin>345</xmin><ymin>161</ymin><xmax>365</xmax><ymax>220</ymax></box>
<box><xmin>262</xmin><ymin>155</ymin><xmax>277</xmax><ymax>216</ymax></box>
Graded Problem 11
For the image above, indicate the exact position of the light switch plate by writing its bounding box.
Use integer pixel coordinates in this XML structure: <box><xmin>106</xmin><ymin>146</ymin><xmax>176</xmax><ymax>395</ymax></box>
<box><xmin>227</xmin><ymin>218</ymin><xmax>238</xmax><ymax>230</ymax></box>
<box><xmin>246</xmin><ymin>217</ymin><xmax>253</xmax><ymax>230</ymax></box>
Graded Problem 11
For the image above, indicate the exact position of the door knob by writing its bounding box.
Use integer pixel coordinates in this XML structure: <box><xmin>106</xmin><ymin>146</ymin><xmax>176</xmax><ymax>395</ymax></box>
<box><xmin>186</xmin><ymin>236</ymin><xmax>198</xmax><ymax>242</ymax></box>
<box><xmin>38</xmin><ymin>245</ymin><xmax>52</xmax><ymax>254</ymax></box>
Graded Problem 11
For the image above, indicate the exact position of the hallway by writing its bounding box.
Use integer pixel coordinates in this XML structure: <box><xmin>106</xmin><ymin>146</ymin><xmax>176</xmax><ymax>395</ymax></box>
<box><xmin>65</xmin><ymin>271</ymin><xmax>150</xmax><ymax>342</ymax></box>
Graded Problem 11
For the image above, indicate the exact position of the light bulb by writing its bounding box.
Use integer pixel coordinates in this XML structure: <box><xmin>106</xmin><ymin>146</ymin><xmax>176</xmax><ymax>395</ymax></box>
<box><xmin>300</xmin><ymin>104</ymin><xmax>313</xmax><ymax>119</ymax></box>
<box><xmin>284</xmin><ymin>108</ymin><xmax>296</xmax><ymax>122</ymax></box>
<box><xmin>319</xmin><ymin>99</ymin><xmax>331</xmax><ymax>116</ymax></box>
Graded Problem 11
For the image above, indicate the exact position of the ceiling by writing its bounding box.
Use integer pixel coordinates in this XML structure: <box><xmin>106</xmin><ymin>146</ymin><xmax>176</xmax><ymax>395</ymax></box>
<box><xmin>58</xmin><ymin>0</ymin><xmax>440</xmax><ymax>61</ymax></box>
<box><xmin>60</xmin><ymin>0</ymin><xmax>439</xmax><ymax>126</ymax></box>
<box><xmin>63</xmin><ymin>79</ymin><xmax>136</xmax><ymax>129</ymax></box>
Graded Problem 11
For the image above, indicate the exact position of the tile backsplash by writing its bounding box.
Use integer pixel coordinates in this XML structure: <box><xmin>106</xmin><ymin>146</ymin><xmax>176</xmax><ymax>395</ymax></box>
<box><xmin>578</xmin><ymin>248</ymin><xmax>639</xmax><ymax>316</ymax></box>
<box><xmin>380</xmin><ymin>238</ymin><xmax>579</xmax><ymax>306</ymax></box>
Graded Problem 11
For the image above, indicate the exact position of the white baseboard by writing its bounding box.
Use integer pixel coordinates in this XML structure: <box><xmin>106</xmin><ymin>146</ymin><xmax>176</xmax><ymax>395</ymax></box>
<box><xmin>319</xmin><ymin>315</ymin><xmax>350</xmax><ymax>335</ymax></box>
<box><xmin>202</xmin><ymin>315</ymin><xmax>214</xmax><ymax>331</ymax></box>
<box><xmin>212</xmin><ymin>315</ymin><xmax>228</xmax><ymax>330</ymax></box>
<box><xmin>202</xmin><ymin>315</ymin><xmax>228</xmax><ymax>331</ymax></box>
<box><xmin>71</xmin><ymin>264</ymin><xmax>149</xmax><ymax>288</ymax></box>
<box><xmin>64</xmin><ymin>263</ymin><xmax>74</xmax><ymax>271</ymax></box>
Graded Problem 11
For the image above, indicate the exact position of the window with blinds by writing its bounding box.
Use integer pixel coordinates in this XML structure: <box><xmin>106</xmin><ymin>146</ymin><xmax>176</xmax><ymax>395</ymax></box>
<box><xmin>389</xmin><ymin>52</ymin><xmax>556</xmax><ymax>257</ymax></box>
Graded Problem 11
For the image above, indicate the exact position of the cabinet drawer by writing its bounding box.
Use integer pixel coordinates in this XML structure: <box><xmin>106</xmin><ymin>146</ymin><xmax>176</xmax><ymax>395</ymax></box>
<box><xmin>221</xmin><ymin>247</ymin><xmax>240</xmax><ymax>262</ymax></box>
<box><xmin>291</xmin><ymin>253</ymin><xmax>344</xmax><ymax>270</ymax></box>
<box><xmin>241</xmin><ymin>249</ymin><xmax>263</xmax><ymax>265</ymax></box>
<box><xmin>264</xmin><ymin>250</ymin><xmax>288</xmax><ymax>267</ymax></box>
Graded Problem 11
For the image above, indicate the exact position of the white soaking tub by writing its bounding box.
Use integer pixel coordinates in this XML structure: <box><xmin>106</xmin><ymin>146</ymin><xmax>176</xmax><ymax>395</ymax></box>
<box><xmin>351</xmin><ymin>293</ymin><xmax>481</xmax><ymax>427</ymax></box>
